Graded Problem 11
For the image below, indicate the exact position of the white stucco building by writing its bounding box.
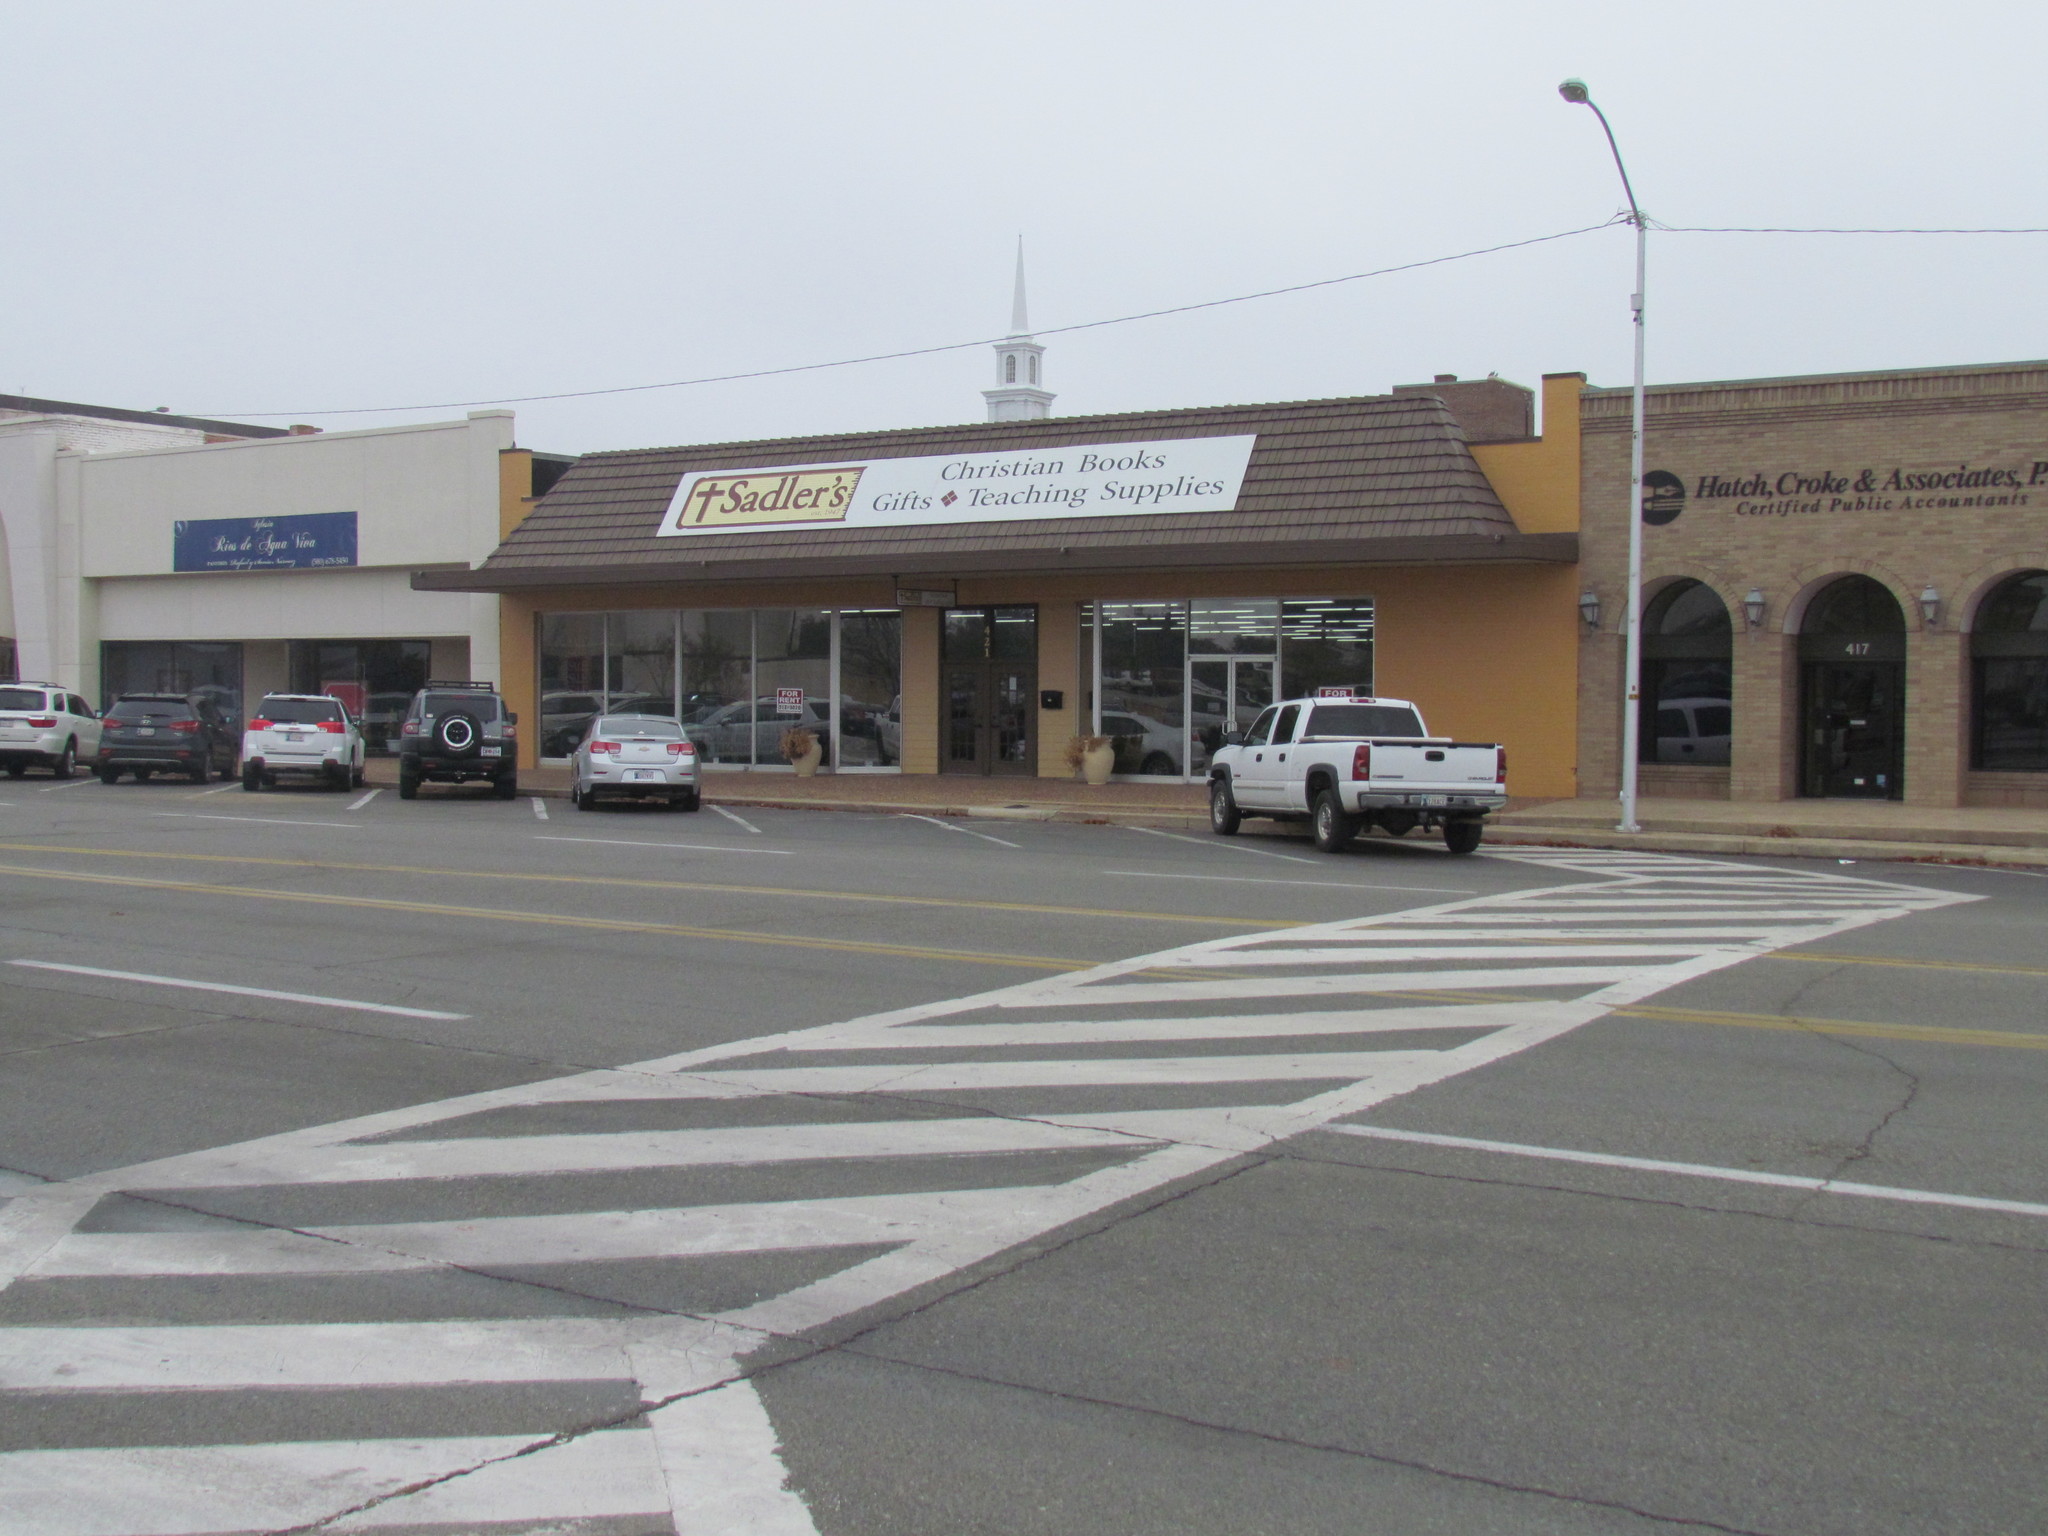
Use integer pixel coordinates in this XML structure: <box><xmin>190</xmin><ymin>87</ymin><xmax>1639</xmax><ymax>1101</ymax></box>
<box><xmin>0</xmin><ymin>394</ymin><xmax>566</xmax><ymax>746</ymax></box>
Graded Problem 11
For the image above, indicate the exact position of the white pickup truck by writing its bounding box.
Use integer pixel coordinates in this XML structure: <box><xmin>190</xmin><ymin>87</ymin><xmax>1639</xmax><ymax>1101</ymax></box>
<box><xmin>1207</xmin><ymin>692</ymin><xmax>1506</xmax><ymax>854</ymax></box>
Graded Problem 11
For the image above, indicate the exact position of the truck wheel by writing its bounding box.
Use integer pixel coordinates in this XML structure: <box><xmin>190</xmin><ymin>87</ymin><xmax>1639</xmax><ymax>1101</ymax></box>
<box><xmin>398</xmin><ymin>770</ymin><xmax>419</xmax><ymax>801</ymax></box>
<box><xmin>241</xmin><ymin>764</ymin><xmax>261</xmax><ymax>792</ymax></box>
<box><xmin>1311</xmin><ymin>790</ymin><xmax>1357</xmax><ymax>852</ymax></box>
<box><xmin>1444</xmin><ymin>818</ymin><xmax>1484</xmax><ymax>855</ymax></box>
<box><xmin>1208</xmin><ymin>777</ymin><xmax>1242</xmax><ymax>835</ymax></box>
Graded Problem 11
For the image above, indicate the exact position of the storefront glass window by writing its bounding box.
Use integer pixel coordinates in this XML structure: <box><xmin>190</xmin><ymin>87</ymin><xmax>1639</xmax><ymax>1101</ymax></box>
<box><xmin>1189</xmin><ymin>598</ymin><xmax>1279</xmax><ymax>655</ymax></box>
<box><xmin>839</xmin><ymin>610</ymin><xmax>901</xmax><ymax>767</ymax></box>
<box><xmin>1640</xmin><ymin>580</ymin><xmax>1733</xmax><ymax>767</ymax></box>
<box><xmin>289</xmin><ymin>639</ymin><xmax>431</xmax><ymax>754</ymax></box>
<box><xmin>754</xmin><ymin>609</ymin><xmax>832</xmax><ymax>768</ymax></box>
<box><xmin>679</xmin><ymin>611</ymin><xmax>753</xmax><ymax>760</ymax></box>
<box><xmin>538</xmin><ymin>614</ymin><xmax>606</xmax><ymax>755</ymax></box>
<box><xmin>1097</xmin><ymin>601</ymin><xmax>1186</xmax><ymax>776</ymax></box>
<box><xmin>1972</xmin><ymin>571</ymin><xmax>2048</xmax><ymax>772</ymax></box>
<box><xmin>1279</xmin><ymin>599</ymin><xmax>1375</xmax><ymax>698</ymax></box>
<box><xmin>102</xmin><ymin>641</ymin><xmax>245</xmax><ymax>726</ymax></box>
<box><xmin>606</xmin><ymin>611</ymin><xmax>677</xmax><ymax>718</ymax></box>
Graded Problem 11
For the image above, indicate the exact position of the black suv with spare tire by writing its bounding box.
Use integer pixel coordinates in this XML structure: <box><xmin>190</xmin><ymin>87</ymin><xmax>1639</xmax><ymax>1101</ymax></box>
<box><xmin>397</xmin><ymin>682</ymin><xmax>518</xmax><ymax>800</ymax></box>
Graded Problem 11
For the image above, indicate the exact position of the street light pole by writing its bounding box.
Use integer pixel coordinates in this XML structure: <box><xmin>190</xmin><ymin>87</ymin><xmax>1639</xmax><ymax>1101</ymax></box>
<box><xmin>1560</xmin><ymin>78</ymin><xmax>1647</xmax><ymax>833</ymax></box>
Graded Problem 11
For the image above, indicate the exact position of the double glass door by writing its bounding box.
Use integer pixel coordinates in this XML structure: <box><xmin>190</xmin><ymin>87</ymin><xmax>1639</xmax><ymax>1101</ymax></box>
<box><xmin>1189</xmin><ymin>657</ymin><xmax>1276</xmax><ymax>775</ymax></box>
<box><xmin>943</xmin><ymin>607</ymin><xmax>1037</xmax><ymax>776</ymax></box>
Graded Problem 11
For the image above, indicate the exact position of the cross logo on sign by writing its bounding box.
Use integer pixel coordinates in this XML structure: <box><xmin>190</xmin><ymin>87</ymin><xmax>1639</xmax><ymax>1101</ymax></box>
<box><xmin>775</xmin><ymin>688</ymin><xmax>805</xmax><ymax>716</ymax></box>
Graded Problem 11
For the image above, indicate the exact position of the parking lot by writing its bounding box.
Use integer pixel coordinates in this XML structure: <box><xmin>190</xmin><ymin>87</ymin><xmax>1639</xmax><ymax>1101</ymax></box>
<box><xmin>1</xmin><ymin>774</ymin><xmax>2045</xmax><ymax>1534</ymax></box>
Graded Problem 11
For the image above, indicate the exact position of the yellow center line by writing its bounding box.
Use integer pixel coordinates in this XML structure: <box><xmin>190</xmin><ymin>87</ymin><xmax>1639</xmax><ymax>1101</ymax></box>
<box><xmin>1617</xmin><ymin>1003</ymin><xmax>2048</xmax><ymax>1052</ymax></box>
<box><xmin>0</xmin><ymin>841</ymin><xmax>1302</xmax><ymax>930</ymax></box>
<box><xmin>1771</xmin><ymin>949</ymin><xmax>2048</xmax><ymax>980</ymax></box>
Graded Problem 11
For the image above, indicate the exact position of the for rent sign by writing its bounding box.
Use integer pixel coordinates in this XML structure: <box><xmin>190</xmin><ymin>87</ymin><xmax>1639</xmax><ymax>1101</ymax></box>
<box><xmin>657</xmin><ymin>435</ymin><xmax>1258</xmax><ymax>538</ymax></box>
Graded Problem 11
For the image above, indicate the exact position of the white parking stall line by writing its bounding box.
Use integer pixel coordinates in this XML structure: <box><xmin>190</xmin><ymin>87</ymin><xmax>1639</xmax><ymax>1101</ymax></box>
<box><xmin>534</xmin><ymin>835</ymin><xmax>795</xmax><ymax>857</ymax></box>
<box><xmin>8</xmin><ymin>960</ymin><xmax>470</xmax><ymax>1021</ymax></box>
<box><xmin>710</xmin><ymin>804</ymin><xmax>761</xmax><ymax>834</ymax></box>
<box><xmin>37</xmin><ymin>777</ymin><xmax>96</xmax><ymax>792</ymax></box>
<box><xmin>530</xmin><ymin>795</ymin><xmax>549</xmax><ymax>820</ymax></box>
<box><xmin>1325</xmin><ymin>1124</ymin><xmax>2048</xmax><ymax>1221</ymax></box>
<box><xmin>152</xmin><ymin>812</ymin><xmax>360</xmax><ymax>830</ymax></box>
<box><xmin>1127</xmin><ymin>824</ymin><xmax>1317</xmax><ymax>864</ymax></box>
<box><xmin>1104</xmin><ymin>869</ymin><xmax>1475</xmax><ymax>895</ymax></box>
<box><xmin>189</xmin><ymin>783</ymin><xmax>240</xmax><ymax>798</ymax></box>
<box><xmin>897</xmin><ymin>812</ymin><xmax>1021</xmax><ymax>849</ymax></box>
<box><xmin>347</xmin><ymin>788</ymin><xmax>382</xmax><ymax>810</ymax></box>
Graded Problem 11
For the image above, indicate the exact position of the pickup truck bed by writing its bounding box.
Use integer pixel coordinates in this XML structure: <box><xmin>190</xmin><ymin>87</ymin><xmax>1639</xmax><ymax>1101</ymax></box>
<box><xmin>1207</xmin><ymin>694</ymin><xmax>1506</xmax><ymax>854</ymax></box>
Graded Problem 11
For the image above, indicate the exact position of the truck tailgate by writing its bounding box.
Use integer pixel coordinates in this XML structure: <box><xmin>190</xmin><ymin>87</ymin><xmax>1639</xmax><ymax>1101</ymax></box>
<box><xmin>1364</xmin><ymin>740</ymin><xmax>1501</xmax><ymax>793</ymax></box>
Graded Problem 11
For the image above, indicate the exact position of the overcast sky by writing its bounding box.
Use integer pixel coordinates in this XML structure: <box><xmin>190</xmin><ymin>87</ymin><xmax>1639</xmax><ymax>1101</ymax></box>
<box><xmin>6</xmin><ymin>2</ymin><xmax>2048</xmax><ymax>455</ymax></box>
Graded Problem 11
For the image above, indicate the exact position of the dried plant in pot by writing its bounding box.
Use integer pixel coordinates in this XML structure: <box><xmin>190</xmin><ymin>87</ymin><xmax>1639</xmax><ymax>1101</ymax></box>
<box><xmin>1066</xmin><ymin>733</ymin><xmax>1114</xmax><ymax>786</ymax></box>
<box><xmin>780</xmin><ymin>725</ymin><xmax>823</xmax><ymax>777</ymax></box>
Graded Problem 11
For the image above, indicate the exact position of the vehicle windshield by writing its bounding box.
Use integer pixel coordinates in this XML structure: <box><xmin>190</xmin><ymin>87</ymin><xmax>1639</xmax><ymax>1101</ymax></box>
<box><xmin>109</xmin><ymin>698</ymin><xmax>190</xmax><ymax>720</ymax></box>
<box><xmin>0</xmin><ymin>689</ymin><xmax>48</xmax><ymax>712</ymax></box>
<box><xmin>595</xmin><ymin>716</ymin><xmax>682</xmax><ymax>738</ymax></box>
<box><xmin>257</xmin><ymin>698</ymin><xmax>344</xmax><ymax>725</ymax></box>
<box><xmin>421</xmin><ymin>693</ymin><xmax>498</xmax><ymax>717</ymax></box>
<box><xmin>1303</xmin><ymin>704</ymin><xmax>1426</xmax><ymax>738</ymax></box>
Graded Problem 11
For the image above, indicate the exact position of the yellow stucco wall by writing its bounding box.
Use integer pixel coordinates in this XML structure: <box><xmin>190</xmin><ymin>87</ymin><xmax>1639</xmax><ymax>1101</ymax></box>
<box><xmin>1469</xmin><ymin>373</ymin><xmax>1585</xmax><ymax>536</ymax></box>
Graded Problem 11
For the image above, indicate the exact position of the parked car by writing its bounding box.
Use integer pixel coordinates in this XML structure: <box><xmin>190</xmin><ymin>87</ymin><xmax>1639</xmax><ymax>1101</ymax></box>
<box><xmin>0</xmin><ymin>683</ymin><xmax>102</xmax><ymax>778</ymax></box>
<box><xmin>571</xmin><ymin>714</ymin><xmax>700</xmax><ymax>811</ymax></box>
<box><xmin>686</xmin><ymin>696</ymin><xmax>834</xmax><ymax>766</ymax></box>
<box><xmin>96</xmin><ymin>693</ymin><xmax>238</xmax><ymax>784</ymax></box>
<box><xmin>241</xmin><ymin>693</ymin><xmax>367</xmax><ymax>792</ymax></box>
<box><xmin>398</xmin><ymin>682</ymin><xmax>518</xmax><ymax>799</ymax></box>
<box><xmin>1101</xmin><ymin>710</ymin><xmax>1184</xmax><ymax>777</ymax></box>
<box><xmin>540</xmin><ymin>691</ymin><xmax>604</xmax><ymax>757</ymax></box>
<box><xmin>1207</xmin><ymin>691</ymin><xmax>1506</xmax><ymax>854</ymax></box>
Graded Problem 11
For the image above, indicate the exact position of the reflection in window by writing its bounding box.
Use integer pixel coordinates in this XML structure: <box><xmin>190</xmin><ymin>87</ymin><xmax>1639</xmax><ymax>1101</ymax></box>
<box><xmin>1097</xmin><ymin>602</ymin><xmax>1185</xmax><ymax>776</ymax></box>
<box><xmin>1279</xmin><ymin>599</ymin><xmax>1374</xmax><ymax>698</ymax></box>
<box><xmin>1189</xmin><ymin>598</ymin><xmax>1278</xmax><ymax>655</ymax></box>
<box><xmin>1973</xmin><ymin>570</ymin><xmax>2048</xmax><ymax>771</ymax></box>
<box><xmin>101</xmin><ymin>641</ymin><xmax>245</xmax><ymax>725</ymax></box>
<box><xmin>754</xmin><ymin>610</ymin><xmax>832</xmax><ymax>768</ymax></box>
<box><xmin>1640</xmin><ymin>579</ymin><xmax>1732</xmax><ymax>766</ymax></box>
<box><xmin>290</xmin><ymin>639</ymin><xmax>430</xmax><ymax>755</ymax></box>
<box><xmin>839</xmin><ymin>611</ymin><xmax>901</xmax><ymax>767</ymax></box>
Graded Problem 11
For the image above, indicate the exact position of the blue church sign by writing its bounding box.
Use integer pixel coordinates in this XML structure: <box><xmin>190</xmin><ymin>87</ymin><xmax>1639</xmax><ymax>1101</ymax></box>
<box><xmin>173</xmin><ymin>511</ymin><xmax>358</xmax><ymax>572</ymax></box>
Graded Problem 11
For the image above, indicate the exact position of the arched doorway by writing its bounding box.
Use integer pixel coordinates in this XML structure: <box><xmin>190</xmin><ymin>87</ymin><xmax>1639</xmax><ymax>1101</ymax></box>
<box><xmin>1640</xmin><ymin>580</ymin><xmax>1732</xmax><ymax>767</ymax></box>
<box><xmin>1800</xmin><ymin>576</ymin><xmax>1905</xmax><ymax>799</ymax></box>
<box><xmin>1971</xmin><ymin>570</ymin><xmax>2048</xmax><ymax>772</ymax></box>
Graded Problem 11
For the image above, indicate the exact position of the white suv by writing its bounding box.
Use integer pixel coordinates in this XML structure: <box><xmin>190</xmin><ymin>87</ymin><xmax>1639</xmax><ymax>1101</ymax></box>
<box><xmin>242</xmin><ymin>694</ymin><xmax>366</xmax><ymax>792</ymax></box>
<box><xmin>0</xmin><ymin>683</ymin><xmax>102</xmax><ymax>779</ymax></box>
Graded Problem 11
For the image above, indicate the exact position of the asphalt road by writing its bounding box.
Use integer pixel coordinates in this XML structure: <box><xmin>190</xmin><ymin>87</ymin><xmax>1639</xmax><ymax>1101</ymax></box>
<box><xmin>0</xmin><ymin>772</ymin><xmax>2042</xmax><ymax>1535</ymax></box>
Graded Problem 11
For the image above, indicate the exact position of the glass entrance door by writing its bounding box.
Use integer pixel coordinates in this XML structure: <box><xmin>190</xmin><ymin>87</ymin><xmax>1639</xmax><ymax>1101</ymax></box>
<box><xmin>941</xmin><ymin>607</ymin><xmax>1037</xmax><ymax>776</ymax></box>
<box><xmin>1802</xmin><ymin>661</ymin><xmax>1904</xmax><ymax>798</ymax></box>
<box><xmin>1190</xmin><ymin>658</ymin><xmax>1276</xmax><ymax>775</ymax></box>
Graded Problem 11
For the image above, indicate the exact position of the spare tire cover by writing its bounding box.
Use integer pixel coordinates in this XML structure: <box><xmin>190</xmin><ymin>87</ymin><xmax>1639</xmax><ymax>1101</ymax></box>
<box><xmin>436</xmin><ymin>712</ymin><xmax>480</xmax><ymax>756</ymax></box>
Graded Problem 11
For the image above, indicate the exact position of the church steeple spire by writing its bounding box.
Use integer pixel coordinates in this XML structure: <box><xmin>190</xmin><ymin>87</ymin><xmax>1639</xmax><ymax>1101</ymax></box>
<box><xmin>984</xmin><ymin>237</ymin><xmax>1054</xmax><ymax>422</ymax></box>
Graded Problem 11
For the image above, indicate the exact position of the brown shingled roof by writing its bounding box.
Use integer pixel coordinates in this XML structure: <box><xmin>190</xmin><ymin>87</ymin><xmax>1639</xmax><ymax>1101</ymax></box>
<box><xmin>419</xmin><ymin>393</ymin><xmax>1572</xmax><ymax>592</ymax></box>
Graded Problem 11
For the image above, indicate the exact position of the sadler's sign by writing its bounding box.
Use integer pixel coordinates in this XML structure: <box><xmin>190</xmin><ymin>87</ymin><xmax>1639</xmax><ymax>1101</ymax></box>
<box><xmin>657</xmin><ymin>435</ymin><xmax>1257</xmax><ymax>538</ymax></box>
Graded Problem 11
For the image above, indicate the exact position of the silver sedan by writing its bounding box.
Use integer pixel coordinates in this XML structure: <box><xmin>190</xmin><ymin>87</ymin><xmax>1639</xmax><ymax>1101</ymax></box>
<box><xmin>569</xmin><ymin>715</ymin><xmax>701</xmax><ymax>811</ymax></box>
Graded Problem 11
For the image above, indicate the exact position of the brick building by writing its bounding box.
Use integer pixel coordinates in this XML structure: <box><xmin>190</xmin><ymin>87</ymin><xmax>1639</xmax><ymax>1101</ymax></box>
<box><xmin>1576</xmin><ymin>360</ymin><xmax>2048</xmax><ymax>809</ymax></box>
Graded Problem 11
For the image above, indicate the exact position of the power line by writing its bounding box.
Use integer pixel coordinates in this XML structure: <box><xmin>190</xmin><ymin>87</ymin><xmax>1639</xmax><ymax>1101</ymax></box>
<box><xmin>1667</xmin><ymin>224</ymin><xmax>2048</xmax><ymax>235</ymax></box>
<box><xmin>200</xmin><ymin>221</ymin><xmax>1622</xmax><ymax>418</ymax></box>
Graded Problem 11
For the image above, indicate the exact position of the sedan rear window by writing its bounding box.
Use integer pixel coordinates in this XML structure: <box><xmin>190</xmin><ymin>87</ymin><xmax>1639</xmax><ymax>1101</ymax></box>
<box><xmin>596</xmin><ymin>716</ymin><xmax>682</xmax><ymax>738</ymax></box>
<box><xmin>256</xmin><ymin>698</ymin><xmax>345</xmax><ymax>725</ymax></box>
<box><xmin>0</xmin><ymin>689</ymin><xmax>48</xmax><ymax>712</ymax></box>
<box><xmin>1303</xmin><ymin>704</ymin><xmax>1426</xmax><ymax>738</ymax></box>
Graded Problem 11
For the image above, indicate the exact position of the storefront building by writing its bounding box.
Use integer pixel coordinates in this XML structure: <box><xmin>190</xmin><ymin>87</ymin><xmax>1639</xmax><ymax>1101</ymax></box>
<box><xmin>422</xmin><ymin>375</ymin><xmax>1590</xmax><ymax>798</ymax></box>
<box><xmin>1576</xmin><ymin>360</ymin><xmax>2048</xmax><ymax>808</ymax></box>
<box><xmin>0</xmin><ymin>397</ymin><xmax>568</xmax><ymax>744</ymax></box>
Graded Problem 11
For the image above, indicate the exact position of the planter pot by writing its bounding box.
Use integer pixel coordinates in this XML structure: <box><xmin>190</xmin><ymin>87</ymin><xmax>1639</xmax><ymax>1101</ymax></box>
<box><xmin>1081</xmin><ymin>744</ymin><xmax>1115</xmax><ymax>786</ymax></box>
<box><xmin>792</xmin><ymin>745</ymin><xmax>823</xmax><ymax>777</ymax></box>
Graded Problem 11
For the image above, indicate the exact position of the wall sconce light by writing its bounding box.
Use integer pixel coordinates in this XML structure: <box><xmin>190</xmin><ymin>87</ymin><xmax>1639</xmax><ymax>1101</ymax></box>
<box><xmin>1919</xmin><ymin>585</ymin><xmax>1943</xmax><ymax>630</ymax></box>
<box><xmin>1578</xmin><ymin>590</ymin><xmax>1602</xmax><ymax>630</ymax></box>
<box><xmin>1743</xmin><ymin>588</ymin><xmax>1767</xmax><ymax>630</ymax></box>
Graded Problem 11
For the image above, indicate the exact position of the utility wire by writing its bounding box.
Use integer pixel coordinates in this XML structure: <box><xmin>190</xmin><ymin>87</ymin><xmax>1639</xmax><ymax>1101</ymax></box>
<box><xmin>1667</xmin><ymin>224</ymin><xmax>2048</xmax><ymax>234</ymax></box>
<box><xmin>200</xmin><ymin>221</ymin><xmax>1622</xmax><ymax>418</ymax></box>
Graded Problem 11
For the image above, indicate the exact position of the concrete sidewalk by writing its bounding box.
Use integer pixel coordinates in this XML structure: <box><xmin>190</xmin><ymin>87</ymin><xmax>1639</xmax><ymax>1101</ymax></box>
<box><xmin>361</xmin><ymin>759</ymin><xmax>2048</xmax><ymax>866</ymax></box>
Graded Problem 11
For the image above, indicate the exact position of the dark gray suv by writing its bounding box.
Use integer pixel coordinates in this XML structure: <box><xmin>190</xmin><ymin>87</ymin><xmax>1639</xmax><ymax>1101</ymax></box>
<box><xmin>397</xmin><ymin>682</ymin><xmax>518</xmax><ymax>800</ymax></box>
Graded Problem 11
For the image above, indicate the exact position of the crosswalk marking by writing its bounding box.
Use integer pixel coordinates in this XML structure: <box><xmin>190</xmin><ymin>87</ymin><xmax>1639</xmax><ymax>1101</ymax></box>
<box><xmin>0</xmin><ymin>847</ymin><xmax>1974</xmax><ymax>1534</ymax></box>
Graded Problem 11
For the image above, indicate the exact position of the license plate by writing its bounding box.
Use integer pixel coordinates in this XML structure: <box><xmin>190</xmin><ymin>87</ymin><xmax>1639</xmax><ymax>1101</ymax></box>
<box><xmin>283</xmin><ymin>733</ymin><xmax>304</xmax><ymax>743</ymax></box>
<box><xmin>481</xmin><ymin>746</ymin><xmax>502</xmax><ymax>757</ymax></box>
<box><xmin>624</xmin><ymin>769</ymin><xmax>659</xmax><ymax>782</ymax></box>
<box><xmin>1416</xmin><ymin>794</ymin><xmax>1446</xmax><ymax>807</ymax></box>
<box><xmin>138</xmin><ymin>727</ymin><xmax>156</xmax><ymax>736</ymax></box>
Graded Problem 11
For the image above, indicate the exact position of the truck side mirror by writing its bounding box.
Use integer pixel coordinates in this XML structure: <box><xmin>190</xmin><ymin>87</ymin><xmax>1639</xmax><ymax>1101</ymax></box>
<box><xmin>507</xmin><ymin>712</ymin><xmax>518</xmax><ymax>725</ymax></box>
<box><xmin>1226</xmin><ymin>729</ymin><xmax>1244</xmax><ymax>746</ymax></box>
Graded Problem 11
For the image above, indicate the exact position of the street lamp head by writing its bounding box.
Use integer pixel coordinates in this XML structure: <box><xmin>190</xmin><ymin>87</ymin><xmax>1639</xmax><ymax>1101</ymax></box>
<box><xmin>1558</xmin><ymin>78</ymin><xmax>1591</xmax><ymax>104</ymax></box>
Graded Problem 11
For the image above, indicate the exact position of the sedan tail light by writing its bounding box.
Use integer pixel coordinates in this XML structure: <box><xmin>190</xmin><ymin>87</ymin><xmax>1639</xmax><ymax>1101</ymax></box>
<box><xmin>588</xmin><ymin>740</ymin><xmax>620</xmax><ymax>756</ymax></box>
<box><xmin>316</xmin><ymin>720</ymin><xmax>346</xmax><ymax>734</ymax></box>
<box><xmin>248</xmin><ymin>718</ymin><xmax>272</xmax><ymax>731</ymax></box>
<box><xmin>1351</xmin><ymin>743</ymin><xmax>1372</xmax><ymax>781</ymax></box>
<box><xmin>169</xmin><ymin>719</ymin><xmax>201</xmax><ymax>734</ymax></box>
<box><xmin>667</xmin><ymin>741</ymin><xmax>694</xmax><ymax>756</ymax></box>
<box><xmin>1496</xmin><ymin>746</ymin><xmax>1508</xmax><ymax>784</ymax></box>
<box><xmin>24</xmin><ymin>716</ymin><xmax>56</xmax><ymax>729</ymax></box>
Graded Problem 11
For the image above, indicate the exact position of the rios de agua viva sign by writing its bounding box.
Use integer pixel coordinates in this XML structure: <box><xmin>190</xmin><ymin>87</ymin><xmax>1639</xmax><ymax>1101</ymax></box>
<box><xmin>173</xmin><ymin>511</ymin><xmax>359</xmax><ymax>572</ymax></box>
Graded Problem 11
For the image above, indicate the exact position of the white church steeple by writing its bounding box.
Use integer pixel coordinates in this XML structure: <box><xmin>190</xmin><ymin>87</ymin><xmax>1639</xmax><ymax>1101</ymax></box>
<box><xmin>982</xmin><ymin>238</ymin><xmax>1053</xmax><ymax>421</ymax></box>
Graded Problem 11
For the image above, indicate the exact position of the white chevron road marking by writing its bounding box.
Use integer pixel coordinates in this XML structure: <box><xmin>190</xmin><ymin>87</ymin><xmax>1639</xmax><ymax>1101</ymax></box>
<box><xmin>0</xmin><ymin>849</ymin><xmax>1975</xmax><ymax>1535</ymax></box>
